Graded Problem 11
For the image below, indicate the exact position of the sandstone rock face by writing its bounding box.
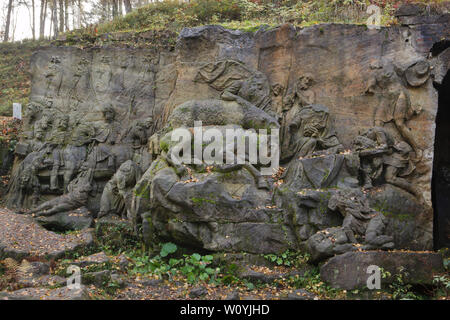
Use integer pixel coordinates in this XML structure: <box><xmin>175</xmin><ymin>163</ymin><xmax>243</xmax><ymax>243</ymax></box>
<box><xmin>5</xmin><ymin>13</ymin><xmax>449</xmax><ymax>257</ymax></box>
<box><xmin>320</xmin><ymin>251</ymin><xmax>445</xmax><ymax>290</ymax></box>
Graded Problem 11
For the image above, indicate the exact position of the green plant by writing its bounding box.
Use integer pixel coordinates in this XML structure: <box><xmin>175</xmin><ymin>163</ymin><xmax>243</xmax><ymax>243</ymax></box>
<box><xmin>130</xmin><ymin>242</ymin><xmax>220</xmax><ymax>284</ymax></box>
<box><xmin>388</xmin><ymin>267</ymin><xmax>421</xmax><ymax>300</ymax></box>
<box><xmin>263</xmin><ymin>250</ymin><xmax>310</xmax><ymax>267</ymax></box>
<box><xmin>180</xmin><ymin>253</ymin><xmax>218</xmax><ymax>284</ymax></box>
<box><xmin>433</xmin><ymin>275</ymin><xmax>450</xmax><ymax>297</ymax></box>
<box><xmin>287</xmin><ymin>267</ymin><xmax>343</xmax><ymax>298</ymax></box>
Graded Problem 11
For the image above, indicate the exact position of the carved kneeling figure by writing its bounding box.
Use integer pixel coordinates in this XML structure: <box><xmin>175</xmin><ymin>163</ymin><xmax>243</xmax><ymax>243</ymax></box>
<box><xmin>327</xmin><ymin>189</ymin><xmax>394</xmax><ymax>248</ymax></box>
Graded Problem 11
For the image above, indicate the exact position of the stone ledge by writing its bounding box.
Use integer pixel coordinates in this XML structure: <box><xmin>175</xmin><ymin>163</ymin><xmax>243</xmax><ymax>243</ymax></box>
<box><xmin>320</xmin><ymin>251</ymin><xmax>445</xmax><ymax>290</ymax></box>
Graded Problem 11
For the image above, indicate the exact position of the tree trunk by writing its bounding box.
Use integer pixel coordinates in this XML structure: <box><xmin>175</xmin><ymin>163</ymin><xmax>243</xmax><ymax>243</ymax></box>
<box><xmin>31</xmin><ymin>0</ymin><xmax>36</xmax><ymax>40</ymax></box>
<box><xmin>52</xmin><ymin>0</ymin><xmax>58</xmax><ymax>39</ymax></box>
<box><xmin>39</xmin><ymin>0</ymin><xmax>47</xmax><ymax>39</ymax></box>
<box><xmin>77</xmin><ymin>0</ymin><xmax>82</xmax><ymax>28</ymax></box>
<box><xmin>3</xmin><ymin>0</ymin><xmax>14</xmax><ymax>42</ymax></box>
<box><xmin>112</xmin><ymin>0</ymin><xmax>118</xmax><ymax>18</ymax></box>
<box><xmin>59</xmin><ymin>0</ymin><xmax>64</xmax><ymax>33</ymax></box>
<box><xmin>124</xmin><ymin>0</ymin><xmax>131</xmax><ymax>14</ymax></box>
<box><xmin>64</xmin><ymin>0</ymin><xmax>69</xmax><ymax>31</ymax></box>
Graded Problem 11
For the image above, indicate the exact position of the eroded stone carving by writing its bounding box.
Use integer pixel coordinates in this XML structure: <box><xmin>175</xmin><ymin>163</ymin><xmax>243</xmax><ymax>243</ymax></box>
<box><xmin>282</xmin><ymin>104</ymin><xmax>343</xmax><ymax>161</ymax></box>
<box><xmin>29</xmin><ymin>169</ymin><xmax>94</xmax><ymax>216</ymax></box>
<box><xmin>353</xmin><ymin>127</ymin><xmax>419</xmax><ymax>197</ymax></box>
<box><xmin>367</xmin><ymin>67</ymin><xmax>422</xmax><ymax>158</ymax></box>
<box><xmin>98</xmin><ymin>160</ymin><xmax>142</xmax><ymax>220</ymax></box>
<box><xmin>5</xmin><ymin>23</ymin><xmax>439</xmax><ymax>260</ymax></box>
<box><xmin>306</xmin><ymin>188</ymin><xmax>394</xmax><ymax>262</ymax></box>
<box><xmin>196</xmin><ymin>59</ymin><xmax>274</xmax><ymax>114</ymax></box>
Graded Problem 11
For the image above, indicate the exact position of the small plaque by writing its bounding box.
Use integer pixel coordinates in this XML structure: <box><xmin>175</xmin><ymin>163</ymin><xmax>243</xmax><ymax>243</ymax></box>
<box><xmin>13</xmin><ymin>103</ymin><xmax>22</xmax><ymax>120</ymax></box>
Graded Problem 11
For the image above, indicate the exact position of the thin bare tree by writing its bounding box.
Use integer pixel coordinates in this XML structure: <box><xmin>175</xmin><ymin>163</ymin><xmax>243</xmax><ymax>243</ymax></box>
<box><xmin>3</xmin><ymin>0</ymin><xmax>14</xmax><ymax>42</ymax></box>
<box><xmin>39</xmin><ymin>0</ymin><xmax>48</xmax><ymax>39</ymax></box>
<box><xmin>124</xmin><ymin>0</ymin><xmax>132</xmax><ymax>14</ymax></box>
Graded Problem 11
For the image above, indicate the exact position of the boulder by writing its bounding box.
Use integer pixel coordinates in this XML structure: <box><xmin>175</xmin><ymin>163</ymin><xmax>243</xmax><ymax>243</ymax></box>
<box><xmin>147</xmin><ymin>166</ymin><xmax>298</xmax><ymax>254</ymax></box>
<box><xmin>36</xmin><ymin>207</ymin><xmax>93</xmax><ymax>232</ymax></box>
<box><xmin>82</xmin><ymin>270</ymin><xmax>111</xmax><ymax>287</ymax></box>
<box><xmin>72</xmin><ymin>252</ymin><xmax>111</xmax><ymax>268</ymax></box>
<box><xmin>306</xmin><ymin>227</ymin><xmax>356</xmax><ymax>263</ymax></box>
<box><xmin>320</xmin><ymin>251</ymin><xmax>445</xmax><ymax>290</ymax></box>
<box><xmin>189</xmin><ymin>286</ymin><xmax>208</xmax><ymax>299</ymax></box>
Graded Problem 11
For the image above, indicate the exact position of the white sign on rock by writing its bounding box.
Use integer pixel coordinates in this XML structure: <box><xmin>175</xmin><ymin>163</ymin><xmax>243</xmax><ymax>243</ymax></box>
<box><xmin>13</xmin><ymin>103</ymin><xmax>22</xmax><ymax>120</ymax></box>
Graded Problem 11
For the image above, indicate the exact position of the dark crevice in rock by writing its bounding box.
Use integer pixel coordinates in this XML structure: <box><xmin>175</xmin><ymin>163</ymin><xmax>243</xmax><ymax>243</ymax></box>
<box><xmin>431</xmin><ymin>40</ymin><xmax>450</xmax><ymax>57</ymax></box>
<box><xmin>432</xmin><ymin>69</ymin><xmax>450</xmax><ymax>250</ymax></box>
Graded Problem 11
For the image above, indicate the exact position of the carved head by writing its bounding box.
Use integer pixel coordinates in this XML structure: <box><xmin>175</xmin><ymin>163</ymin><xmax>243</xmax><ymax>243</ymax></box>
<box><xmin>78</xmin><ymin>183</ymin><xmax>92</xmax><ymax>194</ymax></box>
<box><xmin>101</xmin><ymin>105</ymin><xmax>116</xmax><ymax>123</ymax></box>
<box><xmin>375</xmin><ymin>70</ymin><xmax>395</xmax><ymax>89</ymax></box>
<box><xmin>71</xmin><ymin>123</ymin><xmax>94</xmax><ymax>146</ymax></box>
<box><xmin>240</xmin><ymin>72</ymin><xmax>271</xmax><ymax>105</ymax></box>
<box><xmin>138</xmin><ymin>116</ymin><xmax>153</xmax><ymax>129</ymax></box>
<box><xmin>296</xmin><ymin>74</ymin><xmax>314</xmax><ymax>91</ymax></box>
<box><xmin>24</xmin><ymin>103</ymin><xmax>41</xmax><ymax>124</ymax></box>
<box><xmin>116</xmin><ymin>160</ymin><xmax>138</xmax><ymax>190</ymax></box>
<box><xmin>393</xmin><ymin>141</ymin><xmax>412</xmax><ymax>155</ymax></box>
<box><xmin>55</xmin><ymin>114</ymin><xmax>69</xmax><ymax>131</ymax></box>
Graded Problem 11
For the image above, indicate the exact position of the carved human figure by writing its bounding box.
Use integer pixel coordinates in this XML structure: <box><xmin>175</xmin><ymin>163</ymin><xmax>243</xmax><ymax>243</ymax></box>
<box><xmin>327</xmin><ymin>189</ymin><xmax>394</xmax><ymax>248</ymax></box>
<box><xmin>368</xmin><ymin>69</ymin><xmax>422</xmax><ymax>159</ymax></box>
<box><xmin>23</xmin><ymin>103</ymin><xmax>42</xmax><ymax>127</ymax></box>
<box><xmin>221</xmin><ymin>72</ymin><xmax>272</xmax><ymax>114</ymax></box>
<box><xmin>283</xmin><ymin>74</ymin><xmax>316</xmax><ymax>112</ymax></box>
<box><xmin>29</xmin><ymin>169</ymin><xmax>94</xmax><ymax>216</ymax></box>
<box><xmin>383</xmin><ymin>141</ymin><xmax>419</xmax><ymax>197</ymax></box>
<box><xmin>15</xmin><ymin>158</ymin><xmax>41</xmax><ymax>208</ymax></box>
<box><xmin>196</xmin><ymin>59</ymin><xmax>273</xmax><ymax>114</ymax></box>
<box><xmin>87</xmin><ymin>105</ymin><xmax>121</xmax><ymax>173</ymax></box>
<box><xmin>98</xmin><ymin>160</ymin><xmax>141</xmax><ymax>220</ymax></box>
<box><xmin>353</xmin><ymin>127</ymin><xmax>418</xmax><ymax>196</ymax></box>
<box><xmin>30</xmin><ymin>123</ymin><xmax>47</xmax><ymax>153</ymax></box>
<box><xmin>53</xmin><ymin>122</ymin><xmax>94</xmax><ymax>192</ymax></box>
<box><xmin>352</xmin><ymin>126</ymin><xmax>393</xmax><ymax>188</ymax></box>
<box><xmin>282</xmin><ymin>104</ymin><xmax>343</xmax><ymax>161</ymax></box>
<box><xmin>122</xmin><ymin>116</ymin><xmax>154</xmax><ymax>149</ymax></box>
<box><xmin>48</xmin><ymin>114</ymin><xmax>70</xmax><ymax>190</ymax></box>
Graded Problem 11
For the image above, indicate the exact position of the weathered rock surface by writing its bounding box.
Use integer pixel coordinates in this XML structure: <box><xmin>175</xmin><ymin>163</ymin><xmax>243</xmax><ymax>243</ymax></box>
<box><xmin>36</xmin><ymin>207</ymin><xmax>93</xmax><ymax>232</ymax></box>
<box><xmin>82</xmin><ymin>270</ymin><xmax>111</xmax><ymax>287</ymax></box>
<box><xmin>71</xmin><ymin>251</ymin><xmax>111</xmax><ymax>268</ymax></box>
<box><xmin>4</xmin><ymin>9</ymin><xmax>449</xmax><ymax>257</ymax></box>
<box><xmin>144</xmin><ymin>165</ymin><xmax>297</xmax><ymax>254</ymax></box>
<box><xmin>320</xmin><ymin>251</ymin><xmax>445</xmax><ymax>290</ymax></box>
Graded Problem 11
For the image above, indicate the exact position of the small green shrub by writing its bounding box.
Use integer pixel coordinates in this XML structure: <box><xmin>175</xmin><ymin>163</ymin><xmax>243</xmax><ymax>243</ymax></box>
<box><xmin>433</xmin><ymin>275</ymin><xmax>450</xmax><ymax>298</ymax></box>
<box><xmin>263</xmin><ymin>250</ymin><xmax>310</xmax><ymax>267</ymax></box>
<box><xmin>130</xmin><ymin>242</ymin><xmax>220</xmax><ymax>284</ymax></box>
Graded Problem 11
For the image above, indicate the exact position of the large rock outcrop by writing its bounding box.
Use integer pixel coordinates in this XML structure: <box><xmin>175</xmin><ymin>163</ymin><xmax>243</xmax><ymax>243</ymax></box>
<box><xmin>5</xmin><ymin>6</ymin><xmax>449</xmax><ymax>259</ymax></box>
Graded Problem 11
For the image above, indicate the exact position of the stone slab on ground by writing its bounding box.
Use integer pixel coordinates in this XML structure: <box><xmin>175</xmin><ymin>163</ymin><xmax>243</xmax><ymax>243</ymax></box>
<box><xmin>0</xmin><ymin>208</ymin><xmax>94</xmax><ymax>260</ymax></box>
<box><xmin>320</xmin><ymin>251</ymin><xmax>445</xmax><ymax>290</ymax></box>
<box><xmin>72</xmin><ymin>251</ymin><xmax>111</xmax><ymax>268</ymax></box>
<box><xmin>36</xmin><ymin>207</ymin><xmax>94</xmax><ymax>232</ymax></box>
